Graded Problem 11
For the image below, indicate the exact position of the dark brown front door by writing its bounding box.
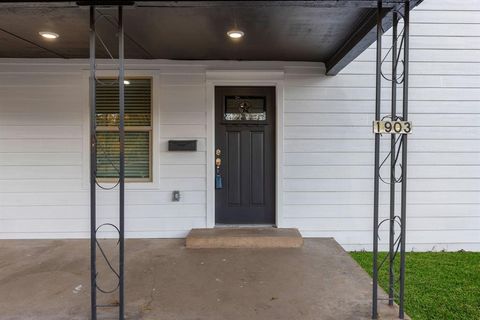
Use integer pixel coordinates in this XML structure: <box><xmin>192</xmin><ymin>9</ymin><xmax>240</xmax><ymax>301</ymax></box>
<box><xmin>215</xmin><ymin>86</ymin><xmax>276</xmax><ymax>225</ymax></box>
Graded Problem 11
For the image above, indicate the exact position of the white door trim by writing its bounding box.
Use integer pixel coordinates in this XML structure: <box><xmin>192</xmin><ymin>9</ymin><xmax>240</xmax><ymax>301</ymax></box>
<box><xmin>205</xmin><ymin>70</ymin><xmax>285</xmax><ymax>228</ymax></box>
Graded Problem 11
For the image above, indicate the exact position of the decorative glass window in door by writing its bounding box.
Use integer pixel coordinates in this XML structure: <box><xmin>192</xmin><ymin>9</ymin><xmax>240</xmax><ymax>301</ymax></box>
<box><xmin>224</xmin><ymin>96</ymin><xmax>266</xmax><ymax>121</ymax></box>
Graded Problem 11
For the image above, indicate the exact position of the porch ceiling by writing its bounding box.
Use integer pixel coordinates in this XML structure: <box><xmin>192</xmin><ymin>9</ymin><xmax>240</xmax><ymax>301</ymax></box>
<box><xmin>0</xmin><ymin>1</ymin><xmax>422</xmax><ymax>74</ymax></box>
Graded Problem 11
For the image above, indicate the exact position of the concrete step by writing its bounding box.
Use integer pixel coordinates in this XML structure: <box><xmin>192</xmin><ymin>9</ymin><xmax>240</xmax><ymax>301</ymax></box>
<box><xmin>185</xmin><ymin>228</ymin><xmax>303</xmax><ymax>249</ymax></box>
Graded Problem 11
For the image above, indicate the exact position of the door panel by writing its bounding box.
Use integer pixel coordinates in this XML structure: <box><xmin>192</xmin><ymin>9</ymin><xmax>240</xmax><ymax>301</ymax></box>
<box><xmin>251</xmin><ymin>131</ymin><xmax>265</xmax><ymax>205</ymax></box>
<box><xmin>215</xmin><ymin>86</ymin><xmax>275</xmax><ymax>225</ymax></box>
<box><xmin>227</xmin><ymin>131</ymin><xmax>241</xmax><ymax>205</ymax></box>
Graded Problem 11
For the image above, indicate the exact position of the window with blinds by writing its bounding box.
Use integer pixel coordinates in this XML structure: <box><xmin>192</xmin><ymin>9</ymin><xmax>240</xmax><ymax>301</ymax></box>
<box><xmin>96</xmin><ymin>78</ymin><xmax>152</xmax><ymax>181</ymax></box>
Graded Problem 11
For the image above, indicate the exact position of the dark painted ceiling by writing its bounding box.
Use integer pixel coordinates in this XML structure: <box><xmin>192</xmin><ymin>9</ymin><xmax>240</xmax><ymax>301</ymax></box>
<box><xmin>0</xmin><ymin>4</ymin><xmax>371</xmax><ymax>61</ymax></box>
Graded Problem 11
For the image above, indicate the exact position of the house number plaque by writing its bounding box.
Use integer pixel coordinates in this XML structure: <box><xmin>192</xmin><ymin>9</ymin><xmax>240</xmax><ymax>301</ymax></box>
<box><xmin>373</xmin><ymin>120</ymin><xmax>412</xmax><ymax>135</ymax></box>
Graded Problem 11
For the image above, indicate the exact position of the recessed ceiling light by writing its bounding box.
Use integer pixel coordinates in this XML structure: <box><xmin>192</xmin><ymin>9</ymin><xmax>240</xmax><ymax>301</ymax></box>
<box><xmin>123</xmin><ymin>80</ymin><xmax>130</xmax><ymax>85</ymax></box>
<box><xmin>227</xmin><ymin>30</ymin><xmax>244</xmax><ymax>39</ymax></box>
<box><xmin>39</xmin><ymin>31</ymin><xmax>59</xmax><ymax>39</ymax></box>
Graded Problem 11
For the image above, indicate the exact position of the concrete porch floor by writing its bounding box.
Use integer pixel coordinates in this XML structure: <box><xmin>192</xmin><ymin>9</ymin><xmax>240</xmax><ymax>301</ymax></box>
<box><xmin>0</xmin><ymin>238</ymin><xmax>406</xmax><ymax>320</ymax></box>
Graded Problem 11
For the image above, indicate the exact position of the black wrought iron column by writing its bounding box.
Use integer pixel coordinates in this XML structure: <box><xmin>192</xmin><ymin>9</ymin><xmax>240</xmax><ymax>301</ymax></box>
<box><xmin>372</xmin><ymin>1</ymin><xmax>383</xmax><ymax>318</ymax></box>
<box><xmin>399</xmin><ymin>1</ymin><xmax>410</xmax><ymax>318</ymax></box>
<box><xmin>89</xmin><ymin>5</ymin><xmax>97</xmax><ymax>320</ymax></box>
<box><xmin>118</xmin><ymin>5</ymin><xmax>126</xmax><ymax>320</ymax></box>
<box><xmin>388</xmin><ymin>10</ymin><xmax>398</xmax><ymax>308</ymax></box>
<box><xmin>89</xmin><ymin>5</ymin><xmax>126</xmax><ymax>320</ymax></box>
<box><xmin>372</xmin><ymin>1</ymin><xmax>411</xmax><ymax>319</ymax></box>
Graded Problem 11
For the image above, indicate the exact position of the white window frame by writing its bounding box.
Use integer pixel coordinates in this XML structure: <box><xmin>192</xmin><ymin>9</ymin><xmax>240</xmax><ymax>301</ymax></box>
<box><xmin>82</xmin><ymin>70</ymin><xmax>160</xmax><ymax>190</ymax></box>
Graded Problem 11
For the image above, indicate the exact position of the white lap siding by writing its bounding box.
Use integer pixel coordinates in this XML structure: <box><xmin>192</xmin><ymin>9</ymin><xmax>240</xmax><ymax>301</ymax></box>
<box><xmin>0</xmin><ymin>70</ymin><xmax>87</xmax><ymax>238</ymax></box>
<box><xmin>283</xmin><ymin>0</ymin><xmax>480</xmax><ymax>251</ymax></box>
<box><xmin>0</xmin><ymin>65</ymin><xmax>207</xmax><ymax>238</ymax></box>
<box><xmin>0</xmin><ymin>0</ymin><xmax>479</xmax><ymax>251</ymax></box>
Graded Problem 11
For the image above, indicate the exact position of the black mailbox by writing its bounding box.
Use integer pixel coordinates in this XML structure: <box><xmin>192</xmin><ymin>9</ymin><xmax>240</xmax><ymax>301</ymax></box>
<box><xmin>168</xmin><ymin>140</ymin><xmax>197</xmax><ymax>151</ymax></box>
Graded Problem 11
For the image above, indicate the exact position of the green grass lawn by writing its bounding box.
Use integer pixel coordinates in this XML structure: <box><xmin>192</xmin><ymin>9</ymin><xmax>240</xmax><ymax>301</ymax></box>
<box><xmin>350</xmin><ymin>252</ymin><xmax>480</xmax><ymax>320</ymax></box>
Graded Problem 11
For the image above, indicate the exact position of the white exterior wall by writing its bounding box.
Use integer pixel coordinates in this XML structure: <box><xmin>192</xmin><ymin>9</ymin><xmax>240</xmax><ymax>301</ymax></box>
<box><xmin>283</xmin><ymin>0</ymin><xmax>480</xmax><ymax>251</ymax></box>
<box><xmin>0</xmin><ymin>0</ymin><xmax>479</xmax><ymax>250</ymax></box>
<box><xmin>0</xmin><ymin>64</ymin><xmax>210</xmax><ymax>239</ymax></box>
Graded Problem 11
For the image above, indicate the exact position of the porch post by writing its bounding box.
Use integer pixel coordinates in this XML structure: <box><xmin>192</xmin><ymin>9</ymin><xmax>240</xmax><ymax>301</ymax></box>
<box><xmin>399</xmin><ymin>1</ymin><xmax>410</xmax><ymax>318</ymax></box>
<box><xmin>118</xmin><ymin>5</ymin><xmax>126</xmax><ymax>320</ymax></box>
<box><xmin>372</xmin><ymin>1</ymin><xmax>410</xmax><ymax>318</ymax></box>
<box><xmin>388</xmin><ymin>11</ymin><xmax>398</xmax><ymax>307</ymax></box>
<box><xmin>372</xmin><ymin>0</ymin><xmax>383</xmax><ymax>318</ymax></box>
<box><xmin>89</xmin><ymin>5</ymin><xmax>97</xmax><ymax>320</ymax></box>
